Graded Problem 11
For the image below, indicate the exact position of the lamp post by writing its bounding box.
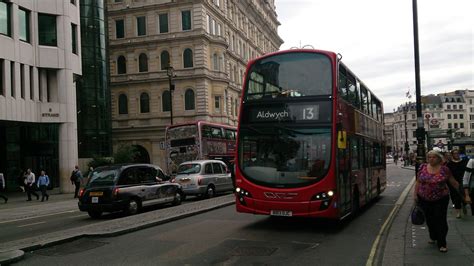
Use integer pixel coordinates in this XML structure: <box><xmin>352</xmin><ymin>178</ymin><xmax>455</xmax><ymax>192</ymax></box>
<box><xmin>412</xmin><ymin>0</ymin><xmax>426</xmax><ymax>176</ymax></box>
<box><xmin>166</xmin><ymin>66</ymin><xmax>175</xmax><ymax>125</ymax></box>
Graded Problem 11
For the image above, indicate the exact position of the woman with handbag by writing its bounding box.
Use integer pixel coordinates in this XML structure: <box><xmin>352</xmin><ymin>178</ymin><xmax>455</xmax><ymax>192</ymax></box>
<box><xmin>414</xmin><ymin>150</ymin><xmax>460</xmax><ymax>253</ymax></box>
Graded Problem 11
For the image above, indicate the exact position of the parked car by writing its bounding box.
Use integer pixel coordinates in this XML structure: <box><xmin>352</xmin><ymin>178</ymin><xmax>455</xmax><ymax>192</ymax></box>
<box><xmin>78</xmin><ymin>164</ymin><xmax>183</xmax><ymax>218</ymax></box>
<box><xmin>174</xmin><ymin>160</ymin><xmax>234</xmax><ymax>199</ymax></box>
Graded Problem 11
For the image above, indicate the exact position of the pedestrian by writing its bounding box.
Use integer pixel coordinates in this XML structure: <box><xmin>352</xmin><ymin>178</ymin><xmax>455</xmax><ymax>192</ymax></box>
<box><xmin>17</xmin><ymin>169</ymin><xmax>26</xmax><ymax>193</ymax></box>
<box><xmin>0</xmin><ymin>173</ymin><xmax>8</xmax><ymax>203</ymax></box>
<box><xmin>37</xmin><ymin>170</ymin><xmax>50</xmax><ymax>202</ymax></box>
<box><xmin>70</xmin><ymin>165</ymin><xmax>83</xmax><ymax>198</ymax></box>
<box><xmin>393</xmin><ymin>154</ymin><xmax>399</xmax><ymax>165</ymax></box>
<box><xmin>462</xmin><ymin>158</ymin><xmax>474</xmax><ymax>215</ymax></box>
<box><xmin>446</xmin><ymin>149</ymin><xmax>468</xmax><ymax>218</ymax></box>
<box><xmin>414</xmin><ymin>150</ymin><xmax>460</xmax><ymax>253</ymax></box>
<box><xmin>24</xmin><ymin>169</ymin><xmax>39</xmax><ymax>201</ymax></box>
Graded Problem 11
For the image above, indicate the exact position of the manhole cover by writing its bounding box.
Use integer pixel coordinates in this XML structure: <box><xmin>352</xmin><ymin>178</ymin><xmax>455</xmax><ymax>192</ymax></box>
<box><xmin>35</xmin><ymin>239</ymin><xmax>108</xmax><ymax>256</ymax></box>
<box><xmin>229</xmin><ymin>246</ymin><xmax>277</xmax><ymax>256</ymax></box>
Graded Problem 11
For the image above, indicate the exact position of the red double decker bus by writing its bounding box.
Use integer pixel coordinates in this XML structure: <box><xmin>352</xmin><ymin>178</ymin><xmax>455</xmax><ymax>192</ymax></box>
<box><xmin>235</xmin><ymin>49</ymin><xmax>386</xmax><ymax>219</ymax></box>
<box><xmin>165</xmin><ymin>121</ymin><xmax>237</xmax><ymax>174</ymax></box>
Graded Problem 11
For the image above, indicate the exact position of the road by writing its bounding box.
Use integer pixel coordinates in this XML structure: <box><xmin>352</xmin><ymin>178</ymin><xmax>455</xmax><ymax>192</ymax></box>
<box><xmin>17</xmin><ymin>164</ymin><xmax>414</xmax><ymax>265</ymax></box>
<box><xmin>0</xmin><ymin>195</ymin><xmax>220</xmax><ymax>244</ymax></box>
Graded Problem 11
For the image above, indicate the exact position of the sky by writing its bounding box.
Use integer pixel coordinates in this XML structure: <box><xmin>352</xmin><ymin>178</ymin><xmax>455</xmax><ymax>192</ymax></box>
<box><xmin>275</xmin><ymin>0</ymin><xmax>473</xmax><ymax>113</ymax></box>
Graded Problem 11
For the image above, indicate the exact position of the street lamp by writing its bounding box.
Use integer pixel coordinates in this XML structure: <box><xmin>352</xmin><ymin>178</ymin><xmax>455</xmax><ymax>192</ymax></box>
<box><xmin>166</xmin><ymin>65</ymin><xmax>176</xmax><ymax>125</ymax></box>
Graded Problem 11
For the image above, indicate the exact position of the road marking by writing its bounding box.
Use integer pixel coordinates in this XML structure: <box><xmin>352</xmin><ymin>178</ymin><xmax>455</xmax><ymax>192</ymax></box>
<box><xmin>365</xmin><ymin>177</ymin><xmax>416</xmax><ymax>266</ymax></box>
<box><xmin>0</xmin><ymin>210</ymin><xmax>77</xmax><ymax>225</ymax></box>
<box><xmin>17</xmin><ymin>221</ymin><xmax>46</xmax><ymax>228</ymax></box>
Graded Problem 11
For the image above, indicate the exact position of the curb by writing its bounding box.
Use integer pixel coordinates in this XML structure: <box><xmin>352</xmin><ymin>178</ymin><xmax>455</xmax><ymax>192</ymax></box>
<box><xmin>0</xmin><ymin>195</ymin><xmax>235</xmax><ymax>264</ymax></box>
<box><xmin>0</xmin><ymin>250</ymin><xmax>24</xmax><ymax>265</ymax></box>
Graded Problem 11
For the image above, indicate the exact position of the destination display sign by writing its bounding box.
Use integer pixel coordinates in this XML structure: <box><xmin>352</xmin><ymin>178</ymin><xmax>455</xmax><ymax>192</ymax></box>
<box><xmin>247</xmin><ymin>102</ymin><xmax>331</xmax><ymax>123</ymax></box>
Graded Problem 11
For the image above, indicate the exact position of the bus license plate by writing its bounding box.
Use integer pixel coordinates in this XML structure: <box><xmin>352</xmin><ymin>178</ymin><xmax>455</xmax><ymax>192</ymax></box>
<box><xmin>91</xmin><ymin>197</ymin><xmax>99</xmax><ymax>203</ymax></box>
<box><xmin>270</xmin><ymin>210</ymin><xmax>292</xmax><ymax>217</ymax></box>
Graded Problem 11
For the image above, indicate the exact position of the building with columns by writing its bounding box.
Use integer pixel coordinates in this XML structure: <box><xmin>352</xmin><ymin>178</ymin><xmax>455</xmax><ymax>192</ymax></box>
<box><xmin>107</xmin><ymin>0</ymin><xmax>283</xmax><ymax>171</ymax></box>
<box><xmin>0</xmin><ymin>0</ymin><xmax>81</xmax><ymax>192</ymax></box>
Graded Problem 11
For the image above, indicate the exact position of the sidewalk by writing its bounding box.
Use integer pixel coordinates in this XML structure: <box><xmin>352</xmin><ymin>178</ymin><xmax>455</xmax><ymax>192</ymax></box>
<box><xmin>382</xmin><ymin>185</ymin><xmax>474</xmax><ymax>265</ymax></box>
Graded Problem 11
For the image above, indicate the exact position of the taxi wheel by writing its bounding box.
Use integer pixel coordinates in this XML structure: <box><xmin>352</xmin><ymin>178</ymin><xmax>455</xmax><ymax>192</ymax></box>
<box><xmin>126</xmin><ymin>199</ymin><xmax>140</xmax><ymax>215</ymax></box>
<box><xmin>172</xmin><ymin>192</ymin><xmax>182</xmax><ymax>206</ymax></box>
<box><xmin>205</xmin><ymin>185</ymin><xmax>216</xmax><ymax>198</ymax></box>
<box><xmin>88</xmin><ymin>211</ymin><xmax>102</xmax><ymax>219</ymax></box>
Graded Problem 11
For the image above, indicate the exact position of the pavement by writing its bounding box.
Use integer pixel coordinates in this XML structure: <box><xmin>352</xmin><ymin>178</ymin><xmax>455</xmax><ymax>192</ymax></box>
<box><xmin>1</xmin><ymin>169</ymin><xmax>473</xmax><ymax>265</ymax></box>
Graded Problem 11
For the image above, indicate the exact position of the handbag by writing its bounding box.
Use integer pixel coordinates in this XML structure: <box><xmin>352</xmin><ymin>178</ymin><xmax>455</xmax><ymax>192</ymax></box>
<box><xmin>411</xmin><ymin>204</ymin><xmax>425</xmax><ymax>225</ymax></box>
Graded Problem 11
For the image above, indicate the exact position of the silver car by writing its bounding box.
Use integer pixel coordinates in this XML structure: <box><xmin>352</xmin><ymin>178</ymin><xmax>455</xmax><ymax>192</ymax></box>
<box><xmin>174</xmin><ymin>160</ymin><xmax>234</xmax><ymax>199</ymax></box>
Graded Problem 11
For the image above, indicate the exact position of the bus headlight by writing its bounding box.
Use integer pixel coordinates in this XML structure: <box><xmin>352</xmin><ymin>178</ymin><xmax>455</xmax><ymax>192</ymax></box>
<box><xmin>311</xmin><ymin>190</ymin><xmax>335</xmax><ymax>211</ymax></box>
<box><xmin>235</xmin><ymin>187</ymin><xmax>252</xmax><ymax>206</ymax></box>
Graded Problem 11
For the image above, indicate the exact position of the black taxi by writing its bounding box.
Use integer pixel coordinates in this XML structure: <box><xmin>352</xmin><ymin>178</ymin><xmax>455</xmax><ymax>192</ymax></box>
<box><xmin>78</xmin><ymin>164</ymin><xmax>183</xmax><ymax>218</ymax></box>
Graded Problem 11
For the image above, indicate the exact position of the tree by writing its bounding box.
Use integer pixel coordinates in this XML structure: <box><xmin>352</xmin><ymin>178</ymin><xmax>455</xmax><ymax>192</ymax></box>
<box><xmin>113</xmin><ymin>145</ymin><xmax>140</xmax><ymax>164</ymax></box>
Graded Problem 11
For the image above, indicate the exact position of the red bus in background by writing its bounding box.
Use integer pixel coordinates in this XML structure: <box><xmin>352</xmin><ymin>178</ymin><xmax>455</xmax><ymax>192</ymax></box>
<box><xmin>165</xmin><ymin>121</ymin><xmax>237</xmax><ymax>174</ymax></box>
<box><xmin>235</xmin><ymin>49</ymin><xmax>386</xmax><ymax>219</ymax></box>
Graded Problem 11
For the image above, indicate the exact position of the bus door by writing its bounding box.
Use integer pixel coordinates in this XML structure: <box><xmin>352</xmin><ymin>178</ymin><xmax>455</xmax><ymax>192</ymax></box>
<box><xmin>349</xmin><ymin>137</ymin><xmax>361</xmax><ymax>213</ymax></box>
<box><xmin>337</xmin><ymin>144</ymin><xmax>351</xmax><ymax>216</ymax></box>
<box><xmin>364</xmin><ymin>140</ymin><xmax>372</xmax><ymax>201</ymax></box>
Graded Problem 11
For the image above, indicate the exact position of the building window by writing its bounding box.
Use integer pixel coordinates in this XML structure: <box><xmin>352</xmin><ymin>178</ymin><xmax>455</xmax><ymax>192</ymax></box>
<box><xmin>447</xmin><ymin>114</ymin><xmax>451</xmax><ymax>119</ymax></box>
<box><xmin>117</xmin><ymin>56</ymin><xmax>126</xmax><ymax>74</ymax></box>
<box><xmin>29</xmin><ymin>66</ymin><xmax>34</xmax><ymax>100</ymax></box>
<box><xmin>453</xmin><ymin>105</ymin><xmax>457</xmax><ymax>110</ymax></box>
<box><xmin>460</xmin><ymin>114</ymin><xmax>464</xmax><ymax>119</ymax></box>
<box><xmin>162</xmin><ymin>90</ymin><xmax>171</xmax><ymax>112</ymax></box>
<box><xmin>118</xmin><ymin>94</ymin><xmax>128</xmax><ymax>114</ymax></box>
<box><xmin>160</xmin><ymin>51</ymin><xmax>170</xmax><ymax>70</ymax></box>
<box><xmin>71</xmin><ymin>24</ymin><xmax>78</xmax><ymax>54</ymax></box>
<box><xmin>185</xmin><ymin>89</ymin><xmax>195</xmax><ymax>110</ymax></box>
<box><xmin>19</xmin><ymin>8</ymin><xmax>30</xmax><ymax>42</ymax></box>
<box><xmin>140</xmin><ymin>92</ymin><xmax>150</xmax><ymax>113</ymax></box>
<box><xmin>159</xmin><ymin>13</ymin><xmax>168</xmax><ymax>33</ymax></box>
<box><xmin>181</xmin><ymin>10</ymin><xmax>191</xmax><ymax>30</ymax></box>
<box><xmin>0</xmin><ymin>1</ymin><xmax>11</xmax><ymax>36</ymax></box>
<box><xmin>459</xmin><ymin>105</ymin><xmax>463</xmax><ymax>109</ymax></box>
<box><xmin>183</xmin><ymin>48</ymin><xmax>193</xmax><ymax>68</ymax></box>
<box><xmin>38</xmin><ymin>14</ymin><xmax>57</xmax><ymax>46</ymax></box>
<box><xmin>70</xmin><ymin>0</ymin><xmax>76</xmax><ymax>4</ymax></box>
<box><xmin>0</xmin><ymin>59</ymin><xmax>4</xmax><ymax>96</ymax></box>
<box><xmin>136</xmin><ymin>16</ymin><xmax>146</xmax><ymax>36</ymax></box>
<box><xmin>214</xmin><ymin>96</ymin><xmax>220</xmax><ymax>111</ymax></box>
<box><xmin>447</xmin><ymin>105</ymin><xmax>451</xmax><ymax>109</ymax></box>
<box><xmin>460</xmin><ymin>123</ymin><xmax>464</xmax><ymax>128</ymax></box>
<box><xmin>454</xmin><ymin>114</ymin><xmax>457</xmax><ymax>119</ymax></box>
<box><xmin>20</xmin><ymin>64</ymin><xmax>25</xmax><ymax>98</ymax></box>
<box><xmin>454</xmin><ymin>123</ymin><xmax>458</xmax><ymax>129</ymax></box>
<box><xmin>10</xmin><ymin>61</ymin><xmax>14</xmax><ymax>98</ymax></box>
<box><xmin>138</xmin><ymin>53</ymin><xmax>148</xmax><ymax>72</ymax></box>
<box><xmin>448</xmin><ymin>123</ymin><xmax>452</xmax><ymax>129</ymax></box>
<box><xmin>115</xmin><ymin>19</ymin><xmax>124</xmax><ymax>38</ymax></box>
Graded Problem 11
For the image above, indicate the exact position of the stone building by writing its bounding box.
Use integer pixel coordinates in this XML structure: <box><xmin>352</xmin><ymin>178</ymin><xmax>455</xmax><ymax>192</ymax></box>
<box><xmin>106</xmin><ymin>0</ymin><xmax>283</xmax><ymax>171</ymax></box>
<box><xmin>0</xmin><ymin>0</ymin><xmax>81</xmax><ymax>192</ymax></box>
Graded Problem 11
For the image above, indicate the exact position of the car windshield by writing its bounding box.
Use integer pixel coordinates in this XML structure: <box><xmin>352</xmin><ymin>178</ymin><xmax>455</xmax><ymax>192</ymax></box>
<box><xmin>238</xmin><ymin>126</ymin><xmax>331</xmax><ymax>188</ymax></box>
<box><xmin>88</xmin><ymin>169</ymin><xmax>119</xmax><ymax>187</ymax></box>
<box><xmin>244</xmin><ymin>52</ymin><xmax>333</xmax><ymax>101</ymax></box>
<box><xmin>177</xmin><ymin>164</ymin><xmax>201</xmax><ymax>174</ymax></box>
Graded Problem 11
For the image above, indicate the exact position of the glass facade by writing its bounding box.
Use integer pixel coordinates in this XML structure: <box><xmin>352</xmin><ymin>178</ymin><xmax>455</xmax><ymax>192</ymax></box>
<box><xmin>76</xmin><ymin>0</ymin><xmax>111</xmax><ymax>158</ymax></box>
<box><xmin>0</xmin><ymin>121</ymin><xmax>59</xmax><ymax>191</ymax></box>
<box><xmin>19</xmin><ymin>8</ymin><xmax>29</xmax><ymax>42</ymax></box>
<box><xmin>38</xmin><ymin>13</ymin><xmax>57</xmax><ymax>46</ymax></box>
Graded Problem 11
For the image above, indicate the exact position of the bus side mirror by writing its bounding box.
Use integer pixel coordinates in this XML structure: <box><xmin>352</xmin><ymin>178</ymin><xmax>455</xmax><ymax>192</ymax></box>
<box><xmin>338</xmin><ymin>131</ymin><xmax>347</xmax><ymax>149</ymax></box>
